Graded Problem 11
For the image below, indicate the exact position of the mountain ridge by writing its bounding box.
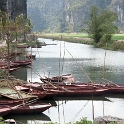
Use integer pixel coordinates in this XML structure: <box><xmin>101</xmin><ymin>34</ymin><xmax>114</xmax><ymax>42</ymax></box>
<box><xmin>27</xmin><ymin>0</ymin><xmax>124</xmax><ymax>32</ymax></box>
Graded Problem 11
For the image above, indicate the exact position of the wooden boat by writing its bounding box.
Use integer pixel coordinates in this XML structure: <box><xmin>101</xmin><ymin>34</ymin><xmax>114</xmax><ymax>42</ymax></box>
<box><xmin>0</xmin><ymin>87</ymin><xmax>38</xmax><ymax>100</ymax></box>
<box><xmin>26</xmin><ymin>81</ymin><xmax>102</xmax><ymax>91</ymax></box>
<box><xmin>40</xmin><ymin>74</ymin><xmax>76</xmax><ymax>84</ymax></box>
<box><xmin>75</xmin><ymin>82</ymin><xmax>124</xmax><ymax>94</ymax></box>
<box><xmin>12</xmin><ymin>60</ymin><xmax>32</xmax><ymax>66</ymax></box>
<box><xmin>9</xmin><ymin>67</ymin><xmax>20</xmax><ymax>72</ymax></box>
<box><xmin>7</xmin><ymin>102</ymin><xmax>52</xmax><ymax>114</ymax></box>
<box><xmin>22</xmin><ymin>82</ymin><xmax>108</xmax><ymax>97</ymax></box>
<box><xmin>17</xmin><ymin>45</ymin><xmax>30</xmax><ymax>48</ymax></box>
<box><xmin>0</xmin><ymin>107</ymin><xmax>11</xmax><ymax>116</ymax></box>
<box><xmin>41</xmin><ymin>83</ymin><xmax>97</xmax><ymax>91</ymax></box>
<box><xmin>45</xmin><ymin>87</ymin><xmax>108</xmax><ymax>97</ymax></box>
<box><xmin>31</xmin><ymin>45</ymin><xmax>42</xmax><ymax>48</ymax></box>
<box><xmin>100</xmin><ymin>83</ymin><xmax>124</xmax><ymax>94</ymax></box>
<box><xmin>15</xmin><ymin>85</ymin><xmax>47</xmax><ymax>99</ymax></box>
<box><xmin>0</xmin><ymin>62</ymin><xmax>19</xmax><ymax>69</ymax></box>
<box><xmin>0</xmin><ymin>99</ymin><xmax>26</xmax><ymax>105</ymax></box>
<box><xmin>15</xmin><ymin>85</ymin><xmax>58</xmax><ymax>99</ymax></box>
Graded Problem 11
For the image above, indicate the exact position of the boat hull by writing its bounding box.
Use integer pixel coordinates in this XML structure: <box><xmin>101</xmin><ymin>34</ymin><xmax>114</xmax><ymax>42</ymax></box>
<box><xmin>0</xmin><ymin>107</ymin><xmax>11</xmax><ymax>116</ymax></box>
<box><xmin>10</xmin><ymin>103</ymin><xmax>51</xmax><ymax>114</ymax></box>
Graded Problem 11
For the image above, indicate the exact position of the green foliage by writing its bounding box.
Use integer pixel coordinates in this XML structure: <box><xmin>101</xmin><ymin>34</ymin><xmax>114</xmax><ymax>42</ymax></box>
<box><xmin>43</xmin><ymin>122</ymin><xmax>58</xmax><ymax>124</ymax></box>
<box><xmin>109</xmin><ymin>122</ymin><xmax>118</xmax><ymax>124</ymax></box>
<box><xmin>28</xmin><ymin>0</ymin><xmax>123</xmax><ymax>32</ymax></box>
<box><xmin>42</xmin><ymin>118</ymin><xmax>97</xmax><ymax>124</ymax></box>
<box><xmin>26</xmin><ymin>40</ymin><xmax>41</xmax><ymax>46</ymax></box>
<box><xmin>85</xmin><ymin>6</ymin><xmax>118</xmax><ymax>43</ymax></box>
<box><xmin>72</xmin><ymin>117</ymin><xmax>93</xmax><ymax>124</ymax></box>
<box><xmin>0</xmin><ymin>70</ymin><xmax>7</xmax><ymax>79</ymax></box>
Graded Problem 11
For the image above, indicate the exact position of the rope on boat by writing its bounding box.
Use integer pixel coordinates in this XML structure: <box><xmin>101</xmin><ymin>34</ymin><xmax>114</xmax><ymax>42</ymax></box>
<box><xmin>7</xmin><ymin>79</ymin><xmax>24</xmax><ymax>100</ymax></box>
<box><xmin>41</xmin><ymin>82</ymin><xmax>57</xmax><ymax>90</ymax></box>
<box><xmin>102</xmin><ymin>78</ymin><xmax>120</xmax><ymax>87</ymax></box>
<box><xmin>12</xmin><ymin>97</ymin><xmax>38</xmax><ymax>109</ymax></box>
<box><xmin>66</xmin><ymin>49</ymin><xmax>93</xmax><ymax>83</ymax></box>
<box><xmin>60</xmin><ymin>86</ymin><xmax>74</xmax><ymax>92</ymax></box>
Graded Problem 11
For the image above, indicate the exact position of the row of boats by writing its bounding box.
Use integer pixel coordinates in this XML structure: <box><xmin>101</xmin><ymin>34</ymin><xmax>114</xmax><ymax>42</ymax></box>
<box><xmin>0</xmin><ymin>73</ymin><xmax>124</xmax><ymax>118</ymax></box>
<box><xmin>0</xmin><ymin>59</ymin><xmax>32</xmax><ymax>72</ymax></box>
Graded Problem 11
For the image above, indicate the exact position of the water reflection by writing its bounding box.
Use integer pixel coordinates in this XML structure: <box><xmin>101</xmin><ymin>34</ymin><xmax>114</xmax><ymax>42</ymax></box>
<box><xmin>3</xmin><ymin>113</ymin><xmax>51</xmax><ymax>124</ymax></box>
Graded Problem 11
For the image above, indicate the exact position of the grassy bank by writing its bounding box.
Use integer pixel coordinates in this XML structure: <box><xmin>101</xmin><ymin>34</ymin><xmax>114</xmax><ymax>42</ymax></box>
<box><xmin>37</xmin><ymin>33</ymin><xmax>93</xmax><ymax>45</ymax></box>
<box><xmin>37</xmin><ymin>33</ymin><xmax>124</xmax><ymax>51</ymax></box>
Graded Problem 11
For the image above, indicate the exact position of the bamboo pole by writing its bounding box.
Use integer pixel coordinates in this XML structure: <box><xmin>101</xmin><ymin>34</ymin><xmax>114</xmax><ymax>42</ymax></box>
<box><xmin>66</xmin><ymin>49</ymin><xmax>93</xmax><ymax>83</ymax></box>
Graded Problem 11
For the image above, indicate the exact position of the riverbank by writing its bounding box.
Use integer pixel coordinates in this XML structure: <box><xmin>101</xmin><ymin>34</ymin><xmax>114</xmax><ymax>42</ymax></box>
<box><xmin>36</xmin><ymin>33</ymin><xmax>124</xmax><ymax>52</ymax></box>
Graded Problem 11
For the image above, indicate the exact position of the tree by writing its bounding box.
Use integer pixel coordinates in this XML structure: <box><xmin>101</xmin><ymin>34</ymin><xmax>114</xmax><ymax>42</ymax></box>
<box><xmin>15</xmin><ymin>14</ymin><xmax>33</xmax><ymax>42</ymax></box>
<box><xmin>0</xmin><ymin>11</ymin><xmax>16</xmax><ymax>78</ymax></box>
<box><xmin>84</xmin><ymin>6</ymin><xmax>118</xmax><ymax>43</ymax></box>
<box><xmin>0</xmin><ymin>11</ymin><xmax>33</xmax><ymax>79</ymax></box>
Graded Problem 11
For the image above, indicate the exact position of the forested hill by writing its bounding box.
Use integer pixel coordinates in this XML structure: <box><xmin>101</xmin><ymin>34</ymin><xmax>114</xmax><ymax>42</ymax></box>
<box><xmin>27</xmin><ymin>0</ymin><xmax>124</xmax><ymax>32</ymax></box>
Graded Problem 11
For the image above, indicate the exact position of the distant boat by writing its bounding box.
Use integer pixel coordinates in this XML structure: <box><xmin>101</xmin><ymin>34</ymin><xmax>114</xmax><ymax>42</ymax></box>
<box><xmin>12</xmin><ymin>60</ymin><xmax>32</xmax><ymax>66</ymax></box>
<box><xmin>9</xmin><ymin>67</ymin><xmax>20</xmax><ymax>72</ymax></box>
<box><xmin>17</xmin><ymin>45</ymin><xmax>30</xmax><ymax>48</ymax></box>
<box><xmin>40</xmin><ymin>74</ymin><xmax>76</xmax><ymax>84</ymax></box>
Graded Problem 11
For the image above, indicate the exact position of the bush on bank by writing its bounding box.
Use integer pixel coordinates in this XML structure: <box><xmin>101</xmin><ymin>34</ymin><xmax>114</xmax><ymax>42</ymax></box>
<box><xmin>43</xmin><ymin>117</ymin><xmax>118</xmax><ymax>124</ymax></box>
<box><xmin>0</xmin><ymin>116</ymin><xmax>119</xmax><ymax>124</ymax></box>
<box><xmin>38</xmin><ymin>33</ymin><xmax>124</xmax><ymax>52</ymax></box>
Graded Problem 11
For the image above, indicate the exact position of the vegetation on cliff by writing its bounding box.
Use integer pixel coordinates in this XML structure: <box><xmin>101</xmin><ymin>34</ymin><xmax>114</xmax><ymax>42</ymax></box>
<box><xmin>27</xmin><ymin>0</ymin><xmax>124</xmax><ymax>32</ymax></box>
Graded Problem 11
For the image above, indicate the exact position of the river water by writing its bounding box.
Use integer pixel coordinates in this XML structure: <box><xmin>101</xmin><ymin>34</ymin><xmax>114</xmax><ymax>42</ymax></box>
<box><xmin>4</xmin><ymin>38</ymin><xmax>124</xmax><ymax>124</ymax></box>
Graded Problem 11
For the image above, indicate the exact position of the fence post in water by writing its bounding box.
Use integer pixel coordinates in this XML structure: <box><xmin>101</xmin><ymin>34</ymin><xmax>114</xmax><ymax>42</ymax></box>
<box><xmin>92</xmin><ymin>94</ymin><xmax>94</xmax><ymax>121</ymax></box>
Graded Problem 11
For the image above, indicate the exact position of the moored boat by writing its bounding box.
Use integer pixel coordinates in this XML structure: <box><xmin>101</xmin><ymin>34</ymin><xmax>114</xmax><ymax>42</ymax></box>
<box><xmin>0</xmin><ymin>99</ymin><xmax>26</xmax><ymax>105</ymax></box>
<box><xmin>40</xmin><ymin>74</ymin><xmax>76</xmax><ymax>84</ymax></box>
<box><xmin>0</xmin><ymin>87</ymin><xmax>38</xmax><ymax>100</ymax></box>
<box><xmin>0</xmin><ymin>107</ymin><xmax>11</xmax><ymax>116</ymax></box>
<box><xmin>9</xmin><ymin>102</ymin><xmax>52</xmax><ymax>114</ymax></box>
<box><xmin>9</xmin><ymin>67</ymin><xmax>20</xmax><ymax>72</ymax></box>
<box><xmin>12</xmin><ymin>60</ymin><xmax>32</xmax><ymax>66</ymax></box>
<box><xmin>22</xmin><ymin>82</ymin><xmax>108</xmax><ymax>97</ymax></box>
<box><xmin>14</xmin><ymin>85</ymin><xmax>58</xmax><ymax>99</ymax></box>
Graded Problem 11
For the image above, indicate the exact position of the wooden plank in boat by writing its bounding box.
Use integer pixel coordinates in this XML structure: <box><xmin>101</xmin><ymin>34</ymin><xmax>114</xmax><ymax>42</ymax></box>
<box><xmin>0</xmin><ymin>87</ymin><xmax>38</xmax><ymax>100</ymax></box>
